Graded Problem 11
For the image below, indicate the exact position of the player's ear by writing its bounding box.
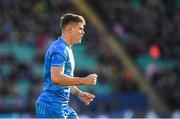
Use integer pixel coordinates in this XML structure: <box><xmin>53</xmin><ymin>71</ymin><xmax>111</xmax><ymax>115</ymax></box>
<box><xmin>64</xmin><ymin>24</ymin><xmax>71</xmax><ymax>33</ymax></box>
<box><xmin>67</xmin><ymin>24</ymin><xmax>73</xmax><ymax>33</ymax></box>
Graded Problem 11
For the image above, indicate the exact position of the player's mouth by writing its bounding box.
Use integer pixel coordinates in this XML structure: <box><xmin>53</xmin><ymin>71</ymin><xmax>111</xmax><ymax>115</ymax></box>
<box><xmin>80</xmin><ymin>35</ymin><xmax>83</xmax><ymax>39</ymax></box>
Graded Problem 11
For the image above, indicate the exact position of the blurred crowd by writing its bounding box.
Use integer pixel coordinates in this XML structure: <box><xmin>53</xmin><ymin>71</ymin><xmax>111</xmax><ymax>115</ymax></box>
<box><xmin>87</xmin><ymin>0</ymin><xmax>180</xmax><ymax>110</ymax></box>
<box><xmin>0</xmin><ymin>0</ymin><xmax>76</xmax><ymax>113</ymax></box>
<box><xmin>0</xmin><ymin>0</ymin><xmax>179</xmax><ymax>117</ymax></box>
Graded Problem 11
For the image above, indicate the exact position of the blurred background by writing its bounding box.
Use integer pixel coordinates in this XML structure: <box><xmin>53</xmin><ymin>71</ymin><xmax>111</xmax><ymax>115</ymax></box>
<box><xmin>0</xmin><ymin>0</ymin><xmax>180</xmax><ymax>118</ymax></box>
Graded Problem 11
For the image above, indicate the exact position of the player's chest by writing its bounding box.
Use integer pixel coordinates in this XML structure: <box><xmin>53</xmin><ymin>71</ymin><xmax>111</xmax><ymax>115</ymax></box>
<box><xmin>65</xmin><ymin>48</ymin><xmax>75</xmax><ymax>71</ymax></box>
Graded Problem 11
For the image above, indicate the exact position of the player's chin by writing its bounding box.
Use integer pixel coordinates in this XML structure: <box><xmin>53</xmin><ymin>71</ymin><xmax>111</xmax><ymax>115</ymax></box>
<box><xmin>77</xmin><ymin>39</ymin><xmax>82</xmax><ymax>44</ymax></box>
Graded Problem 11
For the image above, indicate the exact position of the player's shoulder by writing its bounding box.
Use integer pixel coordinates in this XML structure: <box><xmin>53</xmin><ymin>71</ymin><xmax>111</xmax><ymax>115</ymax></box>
<box><xmin>48</xmin><ymin>39</ymin><xmax>67</xmax><ymax>55</ymax></box>
<box><xmin>51</xmin><ymin>39</ymin><xmax>65</xmax><ymax>49</ymax></box>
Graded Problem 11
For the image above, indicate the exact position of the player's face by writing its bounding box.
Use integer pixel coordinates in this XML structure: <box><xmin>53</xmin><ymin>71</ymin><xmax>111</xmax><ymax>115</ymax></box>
<box><xmin>71</xmin><ymin>22</ymin><xmax>85</xmax><ymax>44</ymax></box>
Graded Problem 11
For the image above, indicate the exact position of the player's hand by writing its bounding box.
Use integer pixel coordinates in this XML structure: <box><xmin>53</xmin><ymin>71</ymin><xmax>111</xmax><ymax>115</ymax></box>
<box><xmin>78</xmin><ymin>91</ymin><xmax>95</xmax><ymax>105</ymax></box>
<box><xmin>84</xmin><ymin>73</ymin><xmax>98</xmax><ymax>85</ymax></box>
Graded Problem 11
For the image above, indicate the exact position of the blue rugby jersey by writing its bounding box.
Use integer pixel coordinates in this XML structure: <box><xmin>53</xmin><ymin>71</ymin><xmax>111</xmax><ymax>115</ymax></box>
<box><xmin>36</xmin><ymin>37</ymin><xmax>75</xmax><ymax>108</ymax></box>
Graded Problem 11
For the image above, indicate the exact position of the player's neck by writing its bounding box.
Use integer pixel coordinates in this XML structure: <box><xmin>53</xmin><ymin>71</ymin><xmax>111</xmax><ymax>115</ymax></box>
<box><xmin>61</xmin><ymin>32</ymin><xmax>73</xmax><ymax>47</ymax></box>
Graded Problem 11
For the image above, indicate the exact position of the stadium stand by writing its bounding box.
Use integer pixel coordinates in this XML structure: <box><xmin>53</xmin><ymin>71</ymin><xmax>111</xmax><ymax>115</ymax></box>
<box><xmin>0</xmin><ymin>0</ymin><xmax>179</xmax><ymax>118</ymax></box>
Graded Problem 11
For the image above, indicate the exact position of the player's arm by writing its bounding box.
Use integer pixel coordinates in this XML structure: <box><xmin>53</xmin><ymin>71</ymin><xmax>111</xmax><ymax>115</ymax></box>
<box><xmin>51</xmin><ymin>66</ymin><xmax>97</xmax><ymax>86</ymax></box>
<box><xmin>70</xmin><ymin>86</ymin><xmax>82</xmax><ymax>96</ymax></box>
<box><xmin>70</xmin><ymin>86</ymin><xmax>95</xmax><ymax>105</ymax></box>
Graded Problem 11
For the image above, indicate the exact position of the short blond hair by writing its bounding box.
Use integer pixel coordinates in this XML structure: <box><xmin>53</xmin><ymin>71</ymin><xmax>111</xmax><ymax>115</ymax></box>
<box><xmin>60</xmin><ymin>13</ymin><xmax>86</xmax><ymax>30</ymax></box>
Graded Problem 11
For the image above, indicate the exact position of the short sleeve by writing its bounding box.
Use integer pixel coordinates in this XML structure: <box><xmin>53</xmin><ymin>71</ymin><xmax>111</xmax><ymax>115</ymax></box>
<box><xmin>51</xmin><ymin>53</ymin><xmax>66</xmax><ymax>67</ymax></box>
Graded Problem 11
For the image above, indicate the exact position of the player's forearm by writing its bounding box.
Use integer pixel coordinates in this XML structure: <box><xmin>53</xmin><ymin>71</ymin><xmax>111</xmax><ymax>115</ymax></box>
<box><xmin>70</xmin><ymin>86</ymin><xmax>82</xmax><ymax>97</ymax></box>
<box><xmin>51</xmin><ymin>73</ymin><xmax>85</xmax><ymax>86</ymax></box>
